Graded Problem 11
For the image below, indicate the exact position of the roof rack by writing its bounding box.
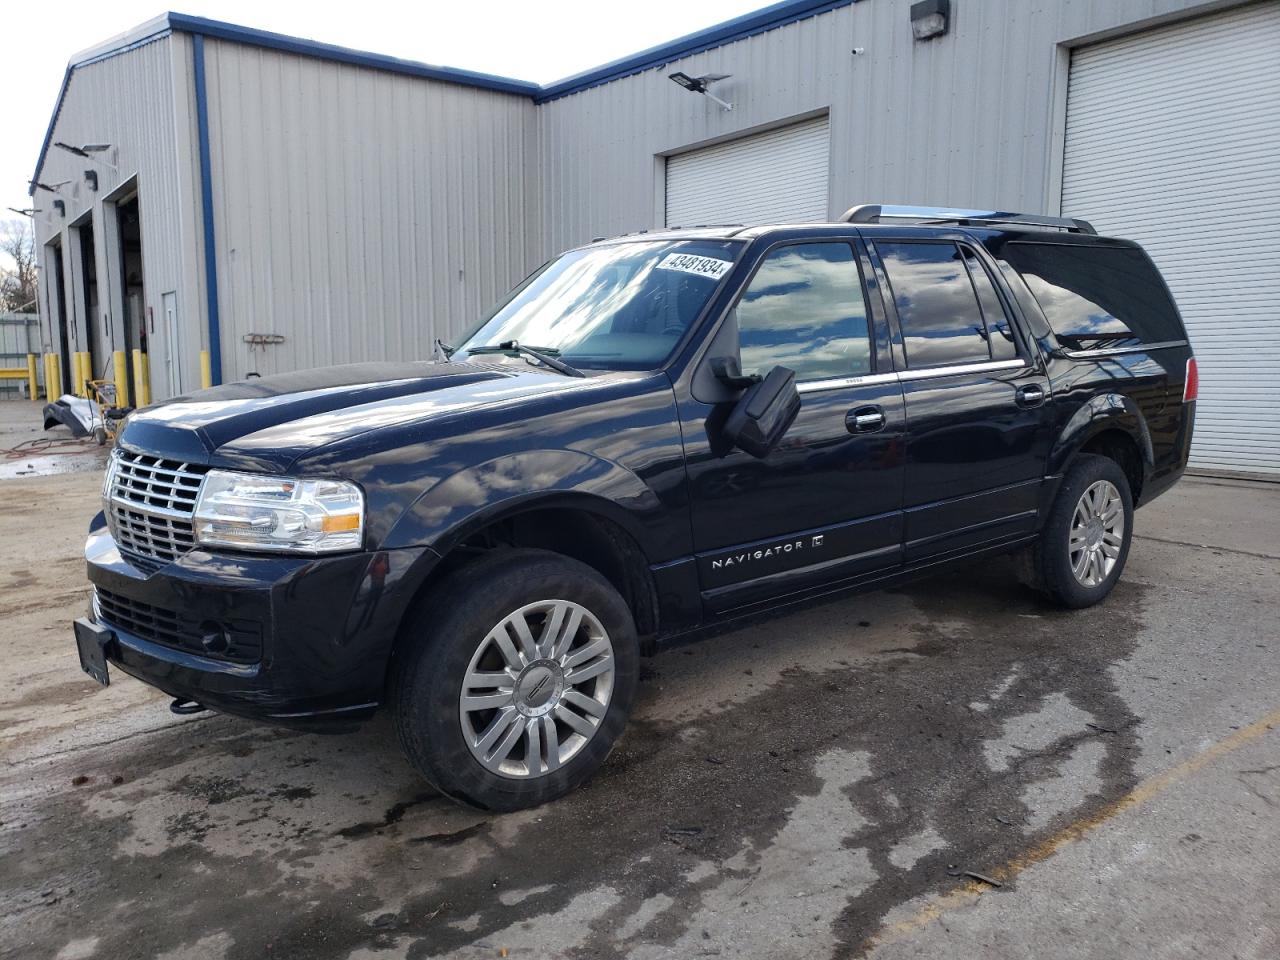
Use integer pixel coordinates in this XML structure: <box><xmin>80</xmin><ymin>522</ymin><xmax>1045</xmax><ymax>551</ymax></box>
<box><xmin>590</xmin><ymin>224</ymin><xmax>747</xmax><ymax>243</ymax></box>
<box><xmin>840</xmin><ymin>204</ymin><xmax>1096</xmax><ymax>235</ymax></box>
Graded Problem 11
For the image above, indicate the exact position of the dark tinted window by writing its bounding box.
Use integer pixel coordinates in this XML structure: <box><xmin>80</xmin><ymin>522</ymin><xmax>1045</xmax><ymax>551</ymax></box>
<box><xmin>737</xmin><ymin>243</ymin><xmax>872</xmax><ymax>381</ymax></box>
<box><xmin>1002</xmin><ymin>242</ymin><xmax>1186</xmax><ymax>350</ymax></box>
<box><xmin>963</xmin><ymin>247</ymin><xmax>1018</xmax><ymax>361</ymax></box>
<box><xmin>877</xmin><ymin>241</ymin><xmax>992</xmax><ymax>368</ymax></box>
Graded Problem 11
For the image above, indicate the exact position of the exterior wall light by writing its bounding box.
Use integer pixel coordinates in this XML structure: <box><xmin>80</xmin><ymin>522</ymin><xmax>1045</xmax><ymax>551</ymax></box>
<box><xmin>911</xmin><ymin>0</ymin><xmax>950</xmax><ymax>41</ymax></box>
<box><xmin>668</xmin><ymin>71</ymin><xmax>734</xmax><ymax>111</ymax></box>
<box><xmin>84</xmin><ymin>170</ymin><xmax>99</xmax><ymax>191</ymax></box>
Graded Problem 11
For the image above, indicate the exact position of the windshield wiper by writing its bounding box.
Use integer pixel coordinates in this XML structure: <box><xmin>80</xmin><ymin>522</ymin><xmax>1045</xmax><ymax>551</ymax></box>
<box><xmin>466</xmin><ymin>340</ymin><xmax>586</xmax><ymax>378</ymax></box>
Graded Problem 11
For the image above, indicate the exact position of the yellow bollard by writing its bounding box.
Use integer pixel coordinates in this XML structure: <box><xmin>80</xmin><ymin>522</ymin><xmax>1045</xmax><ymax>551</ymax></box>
<box><xmin>48</xmin><ymin>354</ymin><xmax>62</xmax><ymax>399</ymax></box>
<box><xmin>43</xmin><ymin>354</ymin><xmax>53</xmax><ymax>399</ymax></box>
<box><xmin>132</xmin><ymin>350</ymin><xmax>146</xmax><ymax>407</ymax></box>
<box><xmin>27</xmin><ymin>354</ymin><xmax>38</xmax><ymax>401</ymax></box>
<box><xmin>200</xmin><ymin>350</ymin><xmax>212</xmax><ymax>389</ymax></box>
<box><xmin>80</xmin><ymin>352</ymin><xmax>92</xmax><ymax>397</ymax></box>
<box><xmin>141</xmin><ymin>353</ymin><xmax>151</xmax><ymax>405</ymax></box>
<box><xmin>112</xmin><ymin>350</ymin><xmax>130</xmax><ymax>408</ymax></box>
<box><xmin>73</xmin><ymin>352</ymin><xmax>83</xmax><ymax>396</ymax></box>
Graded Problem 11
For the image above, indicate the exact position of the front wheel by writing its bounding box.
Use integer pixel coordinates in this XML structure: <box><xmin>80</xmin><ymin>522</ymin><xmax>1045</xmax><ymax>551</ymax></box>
<box><xmin>1032</xmin><ymin>454</ymin><xmax>1134</xmax><ymax>609</ymax></box>
<box><xmin>392</xmin><ymin>549</ymin><xmax>639</xmax><ymax>811</ymax></box>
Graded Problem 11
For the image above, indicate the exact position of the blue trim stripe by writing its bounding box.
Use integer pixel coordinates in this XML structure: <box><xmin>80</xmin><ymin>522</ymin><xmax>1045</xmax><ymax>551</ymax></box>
<box><xmin>191</xmin><ymin>34</ymin><xmax>223</xmax><ymax>386</ymax></box>
<box><xmin>536</xmin><ymin>0</ymin><xmax>861</xmax><ymax>102</ymax></box>
<box><xmin>165</xmin><ymin>14</ymin><xmax>541</xmax><ymax>96</ymax></box>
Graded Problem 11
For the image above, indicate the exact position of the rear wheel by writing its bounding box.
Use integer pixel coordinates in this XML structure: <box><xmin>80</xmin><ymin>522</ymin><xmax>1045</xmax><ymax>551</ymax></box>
<box><xmin>392</xmin><ymin>549</ymin><xmax>638</xmax><ymax>811</ymax></box>
<box><xmin>1032</xmin><ymin>454</ymin><xmax>1134</xmax><ymax>608</ymax></box>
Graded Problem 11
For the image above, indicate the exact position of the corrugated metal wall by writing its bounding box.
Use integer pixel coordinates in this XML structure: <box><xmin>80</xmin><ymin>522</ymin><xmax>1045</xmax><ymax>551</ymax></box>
<box><xmin>32</xmin><ymin>33</ymin><xmax>202</xmax><ymax>398</ymax></box>
<box><xmin>533</xmin><ymin>0</ymin><xmax>1226</xmax><ymax>260</ymax></box>
<box><xmin>0</xmin><ymin>314</ymin><xmax>40</xmax><ymax>397</ymax></box>
<box><xmin>32</xmin><ymin>0</ymin><xmax>1240</xmax><ymax>399</ymax></box>
<box><xmin>201</xmin><ymin>39</ymin><xmax>538</xmax><ymax>380</ymax></box>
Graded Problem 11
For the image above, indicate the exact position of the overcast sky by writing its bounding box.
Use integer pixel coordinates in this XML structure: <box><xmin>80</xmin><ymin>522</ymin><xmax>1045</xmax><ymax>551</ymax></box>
<box><xmin>5</xmin><ymin>0</ymin><xmax>764</xmax><ymax>220</ymax></box>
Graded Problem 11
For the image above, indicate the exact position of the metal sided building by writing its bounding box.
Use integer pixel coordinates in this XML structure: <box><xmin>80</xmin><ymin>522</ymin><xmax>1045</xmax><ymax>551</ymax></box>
<box><xmin>29</xmin><ymin>0</ymin><xmax>1280</xmax><ymax>474</ymax></box>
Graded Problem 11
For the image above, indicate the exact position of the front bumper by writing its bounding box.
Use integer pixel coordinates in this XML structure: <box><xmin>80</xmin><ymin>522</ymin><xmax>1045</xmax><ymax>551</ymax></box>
<box><xmin>83</xmin><ymin>512</ymin><xmax>433</xmax><ymax>729</ymax></box>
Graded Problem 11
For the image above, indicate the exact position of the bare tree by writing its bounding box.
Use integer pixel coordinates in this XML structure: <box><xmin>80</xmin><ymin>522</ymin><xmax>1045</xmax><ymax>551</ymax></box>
<box><xmin>0</xmin><ymin>219</ymin><xmax>38</xmax><ymax>313</ymax></box>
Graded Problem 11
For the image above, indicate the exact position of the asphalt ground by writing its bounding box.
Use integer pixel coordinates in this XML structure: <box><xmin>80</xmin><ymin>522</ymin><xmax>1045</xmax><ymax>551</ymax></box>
<box><xmin>1</xmin><ymin>400</ymin><xmax>1277</xmax><ymax>960</ymax></box>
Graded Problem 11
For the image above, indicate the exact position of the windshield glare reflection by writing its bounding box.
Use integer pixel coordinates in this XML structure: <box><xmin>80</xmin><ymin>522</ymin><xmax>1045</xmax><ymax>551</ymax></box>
<box><xmin>455</xmin><ymin>240</ymin><xmax>740</xmax><ymax>371</ymax></box>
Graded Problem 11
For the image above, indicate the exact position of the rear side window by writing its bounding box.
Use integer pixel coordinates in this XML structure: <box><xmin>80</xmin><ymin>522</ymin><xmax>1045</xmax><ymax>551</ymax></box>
<box><xmin>963</xmin><ymin>248</ymin><xmax>1019</xmax><ymax>362</ymax></box>
<box><xmin>876</xmin><ymin>241</ymin><xmax>1007</xmax><ymax>369</ymax></box>
<box><xmin>736</xmin><ymin>242</ymin><xmax>872</xmax><ymax>381</ymax></box>
<box><xmin>1002</xmin><ymin>242</ymin><xmax>1185</xmax><ymax>350</ymax></box>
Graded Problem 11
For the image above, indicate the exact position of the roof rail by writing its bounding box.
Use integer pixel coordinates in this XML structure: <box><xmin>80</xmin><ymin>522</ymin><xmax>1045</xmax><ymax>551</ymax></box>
<box><xmin>840</xmin><ymin>204</ymin><xmax>1096</xmax><ymax>235</ymax></box>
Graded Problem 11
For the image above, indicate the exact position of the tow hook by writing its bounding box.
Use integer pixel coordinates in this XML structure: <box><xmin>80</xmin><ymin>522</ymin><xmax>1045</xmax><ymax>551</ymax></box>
<box><xmin>170</xmin><ymin>698</ymin><xmax>208</xmax><ymax>716</ymax></box>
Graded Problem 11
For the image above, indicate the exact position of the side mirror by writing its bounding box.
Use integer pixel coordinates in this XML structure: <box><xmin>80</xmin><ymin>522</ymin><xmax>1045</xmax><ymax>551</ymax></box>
<box><xmin>709</xmin><ymin>356</ymin><xmax>760</xmax><ymax>389</ymax></box>
<box><xmin>722</xmin><ymin>365</ymin><xmax>800</xmax><ymax>458</ymax></box>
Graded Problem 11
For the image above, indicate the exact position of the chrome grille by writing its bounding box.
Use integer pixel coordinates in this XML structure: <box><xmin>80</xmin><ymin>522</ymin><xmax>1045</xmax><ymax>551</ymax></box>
<box><xmin>106</xmin><ymin>451</ymin><xmax>209</xmax><ymax>571</ymax></box>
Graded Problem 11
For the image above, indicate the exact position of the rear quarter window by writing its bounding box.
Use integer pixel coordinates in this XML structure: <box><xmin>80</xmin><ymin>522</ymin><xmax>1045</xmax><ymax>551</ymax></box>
<box><xmin>1002</xmin><ymin>242</ymin><xmax>1186</xmax><ymax>350</ymax></box>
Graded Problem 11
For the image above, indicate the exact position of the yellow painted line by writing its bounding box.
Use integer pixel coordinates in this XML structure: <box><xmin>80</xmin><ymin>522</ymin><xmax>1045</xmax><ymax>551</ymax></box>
<box><xmin>860</xmin><ymin>706</ymin><xmax>1280</xmax><ymax>954</ymax></box>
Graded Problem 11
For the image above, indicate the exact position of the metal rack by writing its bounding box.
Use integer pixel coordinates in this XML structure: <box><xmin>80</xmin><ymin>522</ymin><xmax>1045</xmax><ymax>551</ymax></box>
<box><xmin>840</xmin><ymin>204</ymin><xmax>1096</xmax><ymax>235</ymax></box>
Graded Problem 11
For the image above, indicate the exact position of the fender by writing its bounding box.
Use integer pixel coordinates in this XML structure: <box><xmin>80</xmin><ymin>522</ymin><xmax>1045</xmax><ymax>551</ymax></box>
<box><xmin>1048</xmin><ymin>393</ymin><xmax>1155</xmax><ymax>480</ymax></box>
<box><xmin>380</xmin><ymin>448</ymin><xmax>672</xmax><ymax>561</ymax></box>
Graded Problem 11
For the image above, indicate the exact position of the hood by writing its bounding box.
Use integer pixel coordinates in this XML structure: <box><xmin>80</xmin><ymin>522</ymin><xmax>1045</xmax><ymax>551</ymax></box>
<box><xmin>118</xmin><ymin>360</ymin><xmax>599</xmax><ymax>471</ymax></box>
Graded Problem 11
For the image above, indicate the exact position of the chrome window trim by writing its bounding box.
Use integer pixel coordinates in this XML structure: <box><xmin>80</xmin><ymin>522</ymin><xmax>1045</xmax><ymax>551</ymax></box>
<box><xmin>1062</xmin><ymin>340</ymin><xmax>1188</xmax><ymax>359</ymax></box>
<box><xmin>797</xmin><ymin>371</ymin><xmax>898</xmax><ymax>394</ymax></box>
<box><xmin>897</xmin><ymin>358</ymin><xmax>1028</xmax><ymax>381</ymax></box>
<box><xmin>796</xmin><ymin>359</ymin><xmax>1030</xmax><ymax>393</ymax></box>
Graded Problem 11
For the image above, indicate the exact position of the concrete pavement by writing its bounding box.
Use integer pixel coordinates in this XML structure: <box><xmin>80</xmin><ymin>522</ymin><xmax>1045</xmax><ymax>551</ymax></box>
<box><xmin>1</xmin><ymin>400</ymin><xmax>1277</xmax><ymax>960</ymax></box>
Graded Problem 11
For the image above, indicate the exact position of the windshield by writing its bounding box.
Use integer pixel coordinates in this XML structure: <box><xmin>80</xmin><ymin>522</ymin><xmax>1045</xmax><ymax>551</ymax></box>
<box><xmin>453</xmin><ymin>239</ymin><xmax>741</xmax><ymax>371</ymax></box>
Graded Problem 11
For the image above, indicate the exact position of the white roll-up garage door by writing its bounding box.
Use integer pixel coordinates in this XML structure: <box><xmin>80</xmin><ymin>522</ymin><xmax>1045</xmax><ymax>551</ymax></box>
<box><xmin>1062</xmin><ymin>3</ymin><xmax>1280</xmax><ymax>476</ymax></box>
<box><xmin>665</xmin><ymin>116</ymin><xmax>830</xmax><ymax>228</ymax></box>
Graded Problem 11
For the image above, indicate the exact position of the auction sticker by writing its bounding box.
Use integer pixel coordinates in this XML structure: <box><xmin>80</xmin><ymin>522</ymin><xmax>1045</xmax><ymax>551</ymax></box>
<box><xmin>656</xmin><ymin>252</ymin><xmax>734</xmax><ymax>280</ymax></box>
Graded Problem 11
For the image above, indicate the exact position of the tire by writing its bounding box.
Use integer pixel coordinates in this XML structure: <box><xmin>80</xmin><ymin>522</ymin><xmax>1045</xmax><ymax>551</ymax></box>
<box><xmin>1031</xmin><ymin>453</ymin><xmax>1134</xmax><ymax>609</ymax></box>
<box><xmin>391</xmin><ymin>548</ymin><xmax>639</xmax><ymax>811</ymax></box>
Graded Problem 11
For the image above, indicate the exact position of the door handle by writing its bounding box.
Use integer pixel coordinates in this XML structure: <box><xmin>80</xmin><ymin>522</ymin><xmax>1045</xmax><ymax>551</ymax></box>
<box><xmin>846</xmin><ymin>405</ymin><xmax>886</xmax><ymax>434</ymax></box>
<box><xmin>1016</xmin><ymin>384</ymin><xmax>1046</xmax><ymax>408</ymax></box>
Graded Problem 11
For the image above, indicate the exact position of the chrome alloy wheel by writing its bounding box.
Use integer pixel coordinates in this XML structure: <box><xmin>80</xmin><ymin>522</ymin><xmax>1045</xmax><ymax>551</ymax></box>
<box><xmin>1069</xmin><ymin>479</ymin><xmax>1125</xmax><ymax>587</ymax></box>
<box><xmin>459</xmin><ymin>599</ymin><xmax>615</xmax><ymax>779</ymax></box>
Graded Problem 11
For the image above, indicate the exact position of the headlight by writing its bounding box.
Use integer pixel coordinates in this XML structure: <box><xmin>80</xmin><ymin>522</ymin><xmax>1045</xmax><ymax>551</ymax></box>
<box><xmin>193</xmin><ymin>470</ymin><xmax>365</xmax><ymax>554</ymax></box>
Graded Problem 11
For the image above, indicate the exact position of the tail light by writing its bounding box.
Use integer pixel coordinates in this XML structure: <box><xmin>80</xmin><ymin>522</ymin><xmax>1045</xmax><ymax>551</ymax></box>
<box><xmin>1183</xmin><ymin>357</ymin><xmax>1199</xmax><ymax>403</ymax></box>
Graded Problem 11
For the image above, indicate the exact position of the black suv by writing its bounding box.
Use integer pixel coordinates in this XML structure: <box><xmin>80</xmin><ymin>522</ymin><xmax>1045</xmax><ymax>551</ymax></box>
<box><xmin>75</xmin><ymin>204</ymin><xmax>1196</xmax><ymax>810</ymax></box>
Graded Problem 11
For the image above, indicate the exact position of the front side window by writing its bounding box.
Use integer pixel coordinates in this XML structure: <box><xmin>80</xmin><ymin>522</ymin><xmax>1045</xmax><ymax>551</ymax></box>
<box><xmin>454</xmin><ymin>239</ymin><xmax>741</xmax><ymax>370</ymax></box>
<box><xmin>876</xmin><ymin>241</ymin><xmax>997</xmax><ymax>369</ymax></box>
<box><xmin>736</xmin><ymin>242</ymin><xmax>872</xmax><ymax>381</ymax></box>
